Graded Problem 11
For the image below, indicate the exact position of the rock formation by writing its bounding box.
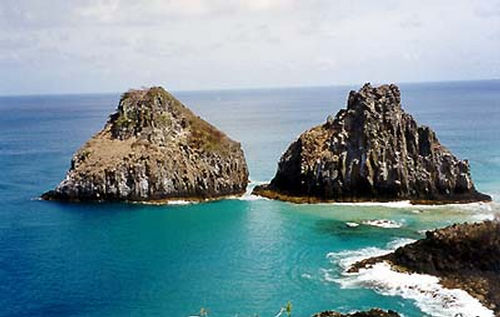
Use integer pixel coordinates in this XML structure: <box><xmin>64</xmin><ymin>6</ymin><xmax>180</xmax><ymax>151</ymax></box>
<box><xmin>350</xmin><ymin>220</ymin><xmax>500</xmax><ymax>314</ymax></box>
<box><xmin>312</xmin><ymin>308</ymin><xmax>400</xmax><ymax>317</ymax></box>
<box><xmin>42</xmin><ymin>87</ymin><xmax>249</xmax><ymax>202</ymax></box>
<box><xmin>254</xmin><ymin>83</ymin><xmax>491</xmax><ymax>204</ymax></box>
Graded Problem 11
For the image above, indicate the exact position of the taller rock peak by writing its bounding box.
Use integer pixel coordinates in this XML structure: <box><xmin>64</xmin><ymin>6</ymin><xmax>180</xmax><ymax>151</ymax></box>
<box><xmin>254</xmin><ymin>83</ymin><xmax>490</xmax><ymax>204</ymax></box>
<box><xmin>347</xmin><ymin>83</ymin><xmax>401</xmax><ymax>113</ymax></box>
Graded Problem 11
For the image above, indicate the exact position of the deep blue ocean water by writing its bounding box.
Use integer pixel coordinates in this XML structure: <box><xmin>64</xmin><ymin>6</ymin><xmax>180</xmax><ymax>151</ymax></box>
<box><xmin>0</xmin><ymin>80</ymin><xmax>499</xmax><ymax>317</ymax></box>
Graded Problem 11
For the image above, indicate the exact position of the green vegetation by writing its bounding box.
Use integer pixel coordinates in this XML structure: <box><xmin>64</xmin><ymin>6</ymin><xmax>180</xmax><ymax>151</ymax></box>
<box><xmin>188</xmin><ymin>116</ymin><xmax>233</xmax><ymax>155</ymax></box>
<box><xmin>120</xmin><ymin>88</ymin><xmax>148</xmax><ymax>104</ymax></box>
<box><xmin>157</xmin><ymin>113</ymin><xmax>172</xmax><ymax>127</ymax></box>
<box><xmin>189</xmin><ymin>301</ymin><xmax>292</xmax><ymax>316</ymax></box>
<box><xmin>275</xmin><ymin>301</ymin><xmax>293</xmax><ymax>317</ymax></box>
<box><xmin>285</xmin><ymin>301</ymin><xmax>293</xmax><ymax>317</ymax></box>
<box><xmin>114</xmin><ymin>86</ymin><xmax>237</xmax><ymax>155</ymax></box>
<box><xmin>113</xmin><ymin>114</ymin><xmax>133</xmax><ymax>131</ymax></box>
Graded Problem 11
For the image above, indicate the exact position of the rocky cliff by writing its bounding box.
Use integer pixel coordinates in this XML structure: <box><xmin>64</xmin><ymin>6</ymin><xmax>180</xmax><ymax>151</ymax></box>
<box><xmin>42</xmin><ymin>87</ymin><xmax>249</xmax><ymax>202</ymax></box>
<box><xmin>350</xmin><ymin>220</ymin><xmax>500</xmax><ymax>314</ymax></box>
<box><xmin>254</xmin><ymin>83</ymin><xmax>491</xmax><ymax>204</ymax></box>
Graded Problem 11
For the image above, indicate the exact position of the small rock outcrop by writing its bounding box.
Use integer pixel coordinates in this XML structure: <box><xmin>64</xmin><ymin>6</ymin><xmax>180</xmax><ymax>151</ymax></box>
<box><xmin>350</xmin><ymin>221</ymin><xmax>500</xmax><ymax>314</ymax></box>
<box><xmin>312</xmin><ymin>308</ymin><xmax>400</xmax><ymax>317</ymax></box>
<box><xmin>42</xmin><ymin>87</ymin><xmax>249</xmax><ymax>202</ymax></box>
<box><xmin>254</xmin><ymin>83</ymin><xmax>491</xmax><ymax>204</ymax></box>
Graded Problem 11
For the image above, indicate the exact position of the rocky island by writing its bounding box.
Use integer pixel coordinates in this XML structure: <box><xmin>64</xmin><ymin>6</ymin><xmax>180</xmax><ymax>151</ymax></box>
<box><xmin>350</xmin><ymin>220</ymin><xmax>500</xmax><ymax>315</ymax></box>
<box><xmin>42</xmin><ymin>87</ymin><xmax>249</xmax><ymax>202</ymax></box>
<box><xmin>254</xmin><ymin>83</ymin><xmax>491</xmax><ymax>204</ymax></box>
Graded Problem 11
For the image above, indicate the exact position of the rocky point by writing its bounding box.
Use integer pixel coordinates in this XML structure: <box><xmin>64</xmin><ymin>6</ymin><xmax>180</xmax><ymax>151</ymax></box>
<box><xmin>350</xmin><ymin>220</ymin><xmax>500</xmax><ymax>315</ymax></box>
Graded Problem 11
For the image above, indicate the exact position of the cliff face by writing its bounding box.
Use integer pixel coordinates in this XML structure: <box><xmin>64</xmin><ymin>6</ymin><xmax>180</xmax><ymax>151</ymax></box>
<box><xmin>350</xmin><ymin>221</ymin><xmax>500</xmax><ymax>314</ymax></box>
<box><xmin>254</xmin><ymin>83</ymin><xmax>490</xmax><ymax>204</ymax></box>
<box><xmin>42</xmin><ymin>87</ymin><xmax>249</xmax><ymax>202</ymax></box>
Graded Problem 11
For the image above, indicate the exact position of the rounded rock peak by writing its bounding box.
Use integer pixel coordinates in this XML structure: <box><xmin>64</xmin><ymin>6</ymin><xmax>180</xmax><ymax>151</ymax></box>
<box><xmin>41</xmin><ymin>86</ymin><xmax>249</xmax><ymax>202</ymax></box>
<box><xmin>109</xmin><ymin>86</ymin><xmax>186</xmax><ymax>140</ymax></box>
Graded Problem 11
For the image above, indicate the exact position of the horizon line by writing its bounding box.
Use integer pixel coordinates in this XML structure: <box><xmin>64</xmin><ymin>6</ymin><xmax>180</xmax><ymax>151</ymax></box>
<box><xmin>1</xmin><ymin>78</ymin><xmax>499</xmax><ymax>98</ymax></box>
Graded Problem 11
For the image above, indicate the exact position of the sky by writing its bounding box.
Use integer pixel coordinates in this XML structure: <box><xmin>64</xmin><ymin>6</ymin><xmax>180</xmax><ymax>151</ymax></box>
<box><xmin>0</xmin><ymin>0</ymin><xmax>499</xmax><ymax>95</ymax></box>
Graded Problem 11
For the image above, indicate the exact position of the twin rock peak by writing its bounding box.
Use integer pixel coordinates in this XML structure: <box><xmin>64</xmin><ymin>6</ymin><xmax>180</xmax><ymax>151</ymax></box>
<box><xmin>43</xmin><ymin>83</ymin><xmax>491</xmax><ymax>204</ymax></box>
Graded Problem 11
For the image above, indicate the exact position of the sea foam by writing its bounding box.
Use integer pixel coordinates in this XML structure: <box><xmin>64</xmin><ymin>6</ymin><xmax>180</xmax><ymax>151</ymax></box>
<box><xmin>361</xmin><ymin>219</ymin><xmax>404</xmax><ymax>228</ymax></box>
<box><xmin>326</xmin><ymin>238</ymin><xmax>414</xmax><ymax>269</ymax></box>
<box><xmin>166</xmin><ymin>200</ymin><xmax>192</xmax><ymax>205</ymax></box>
<box><xmin>236</xmin><ymin>180</ymin><xmax>268</xmax><ymax>201</ymax></box>
<box><xmin>325</xmin><ymin>239</ymin><xmax>494</xmax><ymax>317</ymax></box>
<box><xmin>320</xmin><ymin>200</ymin><xmax>414</xmax><ymax>208</ymax></box>
<box><xmin>345</xmin><ymin>222</ymin><xmax>360</xmax><ymax>228</ymax></box>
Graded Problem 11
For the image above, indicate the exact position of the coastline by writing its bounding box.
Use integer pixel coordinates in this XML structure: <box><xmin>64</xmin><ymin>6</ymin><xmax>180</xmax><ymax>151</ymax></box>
<box><xmin>253</xmin><ymin>184</ymin><xmax>493</xmax><ymax>205</ymax></box>
<box><xmin>3</xmin><ymin>81</ymin><xmax>499</xmax><ymax>316</ymax></box>
<box><xmin>347</xmin><ymin>221</ymin><xmax>500</xmax><ymax>315</ymax></box>
<box><xmin>41</xmin><ymin>189</ymin><xmax>247</xmax><ymax>205</ymax></box>
<box><xmin>348</xmin><ymin>259</ymin><xmax>498</xmax><ymax>314</ymax></box>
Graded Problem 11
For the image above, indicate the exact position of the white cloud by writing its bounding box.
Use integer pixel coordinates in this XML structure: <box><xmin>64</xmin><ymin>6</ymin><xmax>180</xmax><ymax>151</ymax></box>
<box><xmin>0</xmin><ymin>0</ymin><xmax>499</xmax><ymax>94</ymax></box>
<box><xmin>77</xmin><ymin>0</ymin><xmax>121</xmax><ymax>23</ymax></box>
<box><xmin>475</xmin><ymin>0</ymin><xmax>500</xmax><ymax>18</ymax></box>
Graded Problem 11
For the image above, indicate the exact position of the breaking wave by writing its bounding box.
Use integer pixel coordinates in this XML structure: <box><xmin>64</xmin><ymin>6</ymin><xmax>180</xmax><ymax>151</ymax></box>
<box><xmin>324</xmin><ymin>239</ymin><xmax>494</xmax><ymax>317</ymax></box>
<box><xmin>236</xmin><ymin>180</ymin><xmax>268</xmax><ymax>201</ymax></box>
<box><xmin>361</xmin><ymin>219</ymin><xmax>404</xmax><ymax>228</ymax></box>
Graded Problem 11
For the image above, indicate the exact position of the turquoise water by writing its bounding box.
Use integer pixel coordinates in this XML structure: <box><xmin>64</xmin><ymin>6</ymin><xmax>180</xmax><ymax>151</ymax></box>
<box><xmin>0</xmin><ymin>81</ymin><xmax>499</xmax><ymax>316</ymax></box>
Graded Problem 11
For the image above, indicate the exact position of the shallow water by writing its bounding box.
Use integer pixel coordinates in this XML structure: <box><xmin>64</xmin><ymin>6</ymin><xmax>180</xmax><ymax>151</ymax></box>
<box><xmin>0</xmin><ymin>80</ymin><xmax>499</xmax><ymax>316</ymax></box>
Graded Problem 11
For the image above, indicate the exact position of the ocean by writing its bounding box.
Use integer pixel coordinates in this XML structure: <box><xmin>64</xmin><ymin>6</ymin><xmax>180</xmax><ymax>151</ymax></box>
<box><xmin>0</xmin><ymin>80</ymin><xmax>499</xmax><ymax>317</ymax></box>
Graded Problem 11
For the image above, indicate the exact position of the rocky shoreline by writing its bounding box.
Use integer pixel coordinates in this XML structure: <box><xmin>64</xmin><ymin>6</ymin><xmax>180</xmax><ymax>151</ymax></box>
<box><xmin>312</xmin><ymin>308</ymin><xmax>400</xmax><ymax>317</ymax></box>
<box><xmin>254</xmin><ymin>83</ymin><xmax>491</xmax><ymax>204</ymax></box>
<box><xmin>349</xmin><ymin>220</ymin><xmax>500</xmax><ymax>315</ymax></box>
<box><xmin>252</xmin><ymin>185</ymin><xmax>490</xmax><ymax>205</ymax></box>
<box><xmin>42</xmin><ymin>87</ymin><xmax>249</xmax><ymax>203</ymax></box>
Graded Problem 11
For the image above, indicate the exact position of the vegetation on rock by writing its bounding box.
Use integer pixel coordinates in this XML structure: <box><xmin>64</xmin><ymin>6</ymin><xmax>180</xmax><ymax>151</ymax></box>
<box><xmin>42</xmin><ymin>87</ymin><xmax>249</xmax><ymax>202</ymax></box>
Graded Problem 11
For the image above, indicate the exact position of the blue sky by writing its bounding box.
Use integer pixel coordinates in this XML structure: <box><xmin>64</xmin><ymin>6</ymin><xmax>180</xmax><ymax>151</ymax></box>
<box><xmin>1</xmin><ymin>0</ymin><xmax>499</xmax><ymax>95</ymax></box>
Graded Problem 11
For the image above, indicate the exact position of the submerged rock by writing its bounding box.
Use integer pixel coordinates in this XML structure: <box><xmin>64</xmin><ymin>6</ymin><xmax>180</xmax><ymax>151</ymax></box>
<box><xmin>312</xmin><ymin>308</ymin><xmax>400</xmax><ymax>317</ymax></box>
<box><xmin>42</xmin><ymin>87</ymin><xmax>249</xmax><ymax>202</ymax></box>
<box><xmin>254</xmin><ymin>83</ymin><xmax>491</xmax><ymax>204</ymax></box>
<box><xmin>350</xmin><ymin>220</ymin><xmax>500</xmax><ymax>314</ymax></box>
